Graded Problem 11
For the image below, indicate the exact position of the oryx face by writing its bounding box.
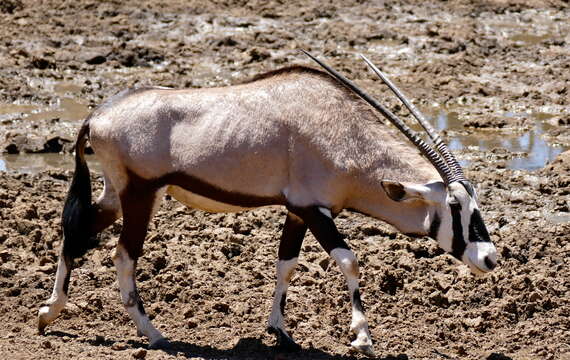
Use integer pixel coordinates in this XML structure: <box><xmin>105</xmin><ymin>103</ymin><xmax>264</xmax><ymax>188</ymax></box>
<box><xmin>437</xmin><ymin>181</ymin><xmax>497</xmax><ymax>275</ymax></box>
<box><xmin>304</xmin><ymin>51</ymin><xmax>499</xmax><ymax>276</ymax></box>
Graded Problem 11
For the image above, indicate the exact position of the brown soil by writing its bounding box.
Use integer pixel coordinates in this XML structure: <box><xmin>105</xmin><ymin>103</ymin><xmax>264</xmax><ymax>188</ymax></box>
<box><xmin>0</xmin><ymin>0</ymin><xmax>569</xmax><ymax>359</ymax></box>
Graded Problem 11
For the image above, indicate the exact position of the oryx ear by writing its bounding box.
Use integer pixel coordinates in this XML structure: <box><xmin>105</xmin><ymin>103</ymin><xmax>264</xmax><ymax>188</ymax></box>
<box><xmin>381</xmin><ymin>181</ymin><xmax>431</xmax><ymax>202</ymax></box>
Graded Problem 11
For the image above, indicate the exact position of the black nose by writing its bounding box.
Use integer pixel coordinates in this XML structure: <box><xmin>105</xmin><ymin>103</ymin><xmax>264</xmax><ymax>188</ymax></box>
<box><xmin>484</xmin><ymin>256</ymin><xmax>497</xmax><ymax>270</ymax></box>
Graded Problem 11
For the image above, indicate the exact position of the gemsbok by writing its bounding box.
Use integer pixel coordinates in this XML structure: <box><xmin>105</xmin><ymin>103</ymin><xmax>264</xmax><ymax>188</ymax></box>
<box><xmin>38</xmin><ymin>51</ymin><xmax>497</xmax><ymax>356</ymax></box>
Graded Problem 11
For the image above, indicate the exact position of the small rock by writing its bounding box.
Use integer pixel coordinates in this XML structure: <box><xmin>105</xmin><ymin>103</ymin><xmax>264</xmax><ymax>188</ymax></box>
<box><xmin>428</xmin><ymin>290</ymin><xmax>449</xmax><ymax>307</ymax></box>
<box><xmin>446</xmin><ymin>288</ymin><xmax>465</xmax><ymax>303</ymax></box>
<box><xmin>213</xmin><ymin>302</ymin><xmax>230</xmax><ymax>314</ymax></box>
<box><xmin>132</xmin><ymin>348</ymin><xmax>147</xmax><ymax>359</ymax></box>
<box><xmin>187</xmin><ymin>320</ymin><xmax>198</xmax><ymax>329</ymax></box>
<box><xmin>183</xmin><ymin>307</ymin><xmax>194</xmax><ymax>319</ymax></box>
<box><xmin>508</xmin><ymin>190</ymin><xmax>526</xmax><ymax>203</ymax></box>
<box><xmin>41</xmin><ymin>340</ymin><xmax>52</xmax><ymax>349</ymax></box>
<box><xmin>31</xmin><ymin>56</ymin><xmax>55</xmax><ymax>70</ymax></box>
<box><xmin>462</xmin><ymin>316</ymin><xmax>482</xmax><ymax>328</ymax></box>
<box><xmin>86</xmin><ymin>55</ymin><xmax>107</xmax><ymax>65</ymax></box>
<box><xmin>0</xmin><ymin>250</ymin><xmax>11</xmax><ymax>262</ymax></box>
<box><xmin>38</xmin><ymin>257</ymin><xmax>51</xmax><ymax>266</ymax></box>
<box><xmin>529</xmin><ymin>291</ymin><xmax>542</xmax><ymax>303</ymax></box>
<box><xmin>434</xmin><ymin>273</ymin><xmax>453</xmax><ymax>292</ymax></box>
<box><xmin>152</xmin><ymin>254</ymin><xmax>168</xmax><ymax>273</ymax></box>
<box><xmin>112</xmin><ymin>342</ymin><xmax>128</xmax><ymax>351</ymax></box>
<box><xmin>229</xmin><ymin>233</ymin><xmax>246</xmax><ymax>245</ymax></box>
<box><xmin>37</xmin><ymin>263</ymin><xmax>56</xmax><ymax>274</ymax></box>
<box><xmin>525</xmin><ymin>211</ymin><xmax>541</xmax><ymax>220</ymax></box>
<box><xmin>318</xmin><ymin>257</ymin><xmax>329</xmax><ymax>271</ymax></box>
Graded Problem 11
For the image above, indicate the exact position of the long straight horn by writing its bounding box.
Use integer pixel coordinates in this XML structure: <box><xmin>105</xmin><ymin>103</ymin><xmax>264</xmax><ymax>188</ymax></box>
<box><xmin>301</xmin><ymin>50</ymin><xmax>454</xmax><ymax>184</ymax></box>
<box><xmin>359</xmin><ymin>54</ymin><xmax>466</xmax><ymax>183</ymax></box>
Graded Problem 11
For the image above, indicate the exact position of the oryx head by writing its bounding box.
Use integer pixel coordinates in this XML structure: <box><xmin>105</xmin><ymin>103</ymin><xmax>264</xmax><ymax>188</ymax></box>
<box><xmin>303</xmin><ymin>50</ymin><xmax>498</xmax><ymax>275</ymax></box>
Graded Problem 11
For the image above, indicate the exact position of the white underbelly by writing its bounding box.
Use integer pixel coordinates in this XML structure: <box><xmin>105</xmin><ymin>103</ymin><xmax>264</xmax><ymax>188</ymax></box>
<box><xmin>166</xmin><ymin>185</ymin><xmax>253</xmax><ymax>213</ymax></box>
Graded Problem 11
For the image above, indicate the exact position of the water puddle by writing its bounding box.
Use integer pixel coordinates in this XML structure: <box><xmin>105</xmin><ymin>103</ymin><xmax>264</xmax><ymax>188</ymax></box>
<box><xmin>0</xmin><ymin>104</ymin><xmax>38</xmax><ymax>117</ymax></box>
<box><xmin>0</xmin><ymin>80</ymin><xmax>92</xmax><ymax>172</ymax></box>
<box><xmin>0</xmin><ymin>81</ymin><xmax>89</xmax><ymax>124</ymax></box>
<box><xmin>0</xmin><ymin>154</ymin><xmax>100</xmax><ymax>174</ymax></box>
<box><xmin>368</xmin><ymin>38</ymin><xmax>403</xmax><ymax>51</ymax></box>
<box><xmin>23</xmin><ymin>98</ymin><xmax>90</xmax><ymax>122</ymax></box>
<box><xmin>0</xmin><ymin>153</ymin><xmax>75</xmax><ymax>173</ymax></box>
<box><xmin>416</xmin><ymin>108</ymin><xmax>566</xmax><ymax>170</ymax></box>
<box><xmin>546</xmin><ymin>212</ymin><xmax>570</xmax><ymax>224</ymax></box>
<box><xmin>509</xmin><ymin>33</ymin><xmax>552</xmax><ymax>45</ymax></box>
<box><xmin>0</xmin><ymin>92</ymin><xmax>566</xmax><ymax>173</ymax></box>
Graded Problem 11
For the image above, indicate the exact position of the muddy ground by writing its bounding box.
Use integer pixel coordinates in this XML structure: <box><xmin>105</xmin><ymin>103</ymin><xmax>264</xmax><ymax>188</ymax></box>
<box><xmin>0</xmin><ymin>0</ymin><xmax>569</xmax><ymax>359</ymax></box>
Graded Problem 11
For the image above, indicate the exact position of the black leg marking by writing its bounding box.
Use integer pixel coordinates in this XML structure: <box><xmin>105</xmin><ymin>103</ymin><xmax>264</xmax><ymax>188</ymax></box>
<box><xmin>62</xmin><ymin>256</ymin><xmax>73</xmax><ymax>296</ymax></box>
<box><xmin>125</xmin><ymin>290</ymin><xmax>139</xmax><ymax>308</ymax></box>
<box><xmin>288</xmin><ymin>206</ymin><xmax>347</xmax><ymax>254</ymax></box>
<box><xmin>278</xmin><ymin>212</ymin><xmax>307</xmax><ymax>260</ymax></box>
<box><xmin>279</xmin><ymin>293</ymin><xmax>286</xmax><ymax>315</ymax></box>
<box><xmin>353</xmin><ymin>289</ymin><xmax>364</xmax><ymax>312</ymax></box>
<box><xmin>137</xmin><ymin>299</ymin><xmax>146</xmax><ymax>315</ymax></box>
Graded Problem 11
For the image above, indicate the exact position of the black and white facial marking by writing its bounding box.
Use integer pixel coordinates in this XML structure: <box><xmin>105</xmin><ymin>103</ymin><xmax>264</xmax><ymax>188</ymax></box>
<box><xmin>434</xmin><ymin>181</ymin><xmax>497</xmax><ymax>275</ymax></box>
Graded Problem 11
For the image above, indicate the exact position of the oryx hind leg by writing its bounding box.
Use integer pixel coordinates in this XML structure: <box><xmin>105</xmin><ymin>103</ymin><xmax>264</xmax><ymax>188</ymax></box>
<box><xmin>267</xmin><ymin>211</ymin><xmax>307</xmax><ymax>351</ymax></box>
<box><xmin>113</xmin><ymin>177</ymin><xmax>166</xmax><ymax>348</ymax></box>
<box><xmin>38</xmin><ymin>174</ymin><xmax>121</xmax><ymax>334</ymax></box>
<box><xmin>38</xmin><ymin>252</ymin><xmax>72</xmax><ymax>334</ymax></box>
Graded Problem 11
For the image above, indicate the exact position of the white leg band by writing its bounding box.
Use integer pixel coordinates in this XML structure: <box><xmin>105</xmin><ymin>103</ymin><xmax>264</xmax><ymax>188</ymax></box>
<box><xmin>268</xmin><ymin>258</ymin><xmax>298</xmax><ymax>332</ymax></box>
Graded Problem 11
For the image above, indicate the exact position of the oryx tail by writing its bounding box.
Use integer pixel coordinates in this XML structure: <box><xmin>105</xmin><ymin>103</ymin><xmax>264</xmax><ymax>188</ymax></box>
<box><xmin>61</xmin><ymin>118</ymin><xmax>96</xmax><ymax>259</ymax></box>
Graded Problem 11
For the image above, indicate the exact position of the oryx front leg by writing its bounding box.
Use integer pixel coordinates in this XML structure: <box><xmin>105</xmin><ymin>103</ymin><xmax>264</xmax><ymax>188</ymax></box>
<box><xmin>299</xmin><ymin>206</ymin><xmax>374</xmax><ymax>357</ymax></box>
<box><xmin>330</xmin><ymin>248</ymin><xmax>374</xmax><ymax>356</ymax></box>
<box><xmin>268</xmin><ymin>212</ymin><xmax>307</xmax><ymax>351</ymax></box>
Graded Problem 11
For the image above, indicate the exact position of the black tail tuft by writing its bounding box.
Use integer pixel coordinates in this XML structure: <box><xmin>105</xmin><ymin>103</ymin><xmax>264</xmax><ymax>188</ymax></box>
<box><xmin>61</xmin><ymin>120</ymin><xmax>98</xmax><ymax>259</ymax></box>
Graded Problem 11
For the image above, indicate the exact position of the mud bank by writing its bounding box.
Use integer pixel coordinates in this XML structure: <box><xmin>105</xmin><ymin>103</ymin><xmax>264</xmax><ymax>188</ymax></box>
<box><xmin>0</xmin><ymin>0</ymin><xmax>569</xmax><ymax>359</ymax></box>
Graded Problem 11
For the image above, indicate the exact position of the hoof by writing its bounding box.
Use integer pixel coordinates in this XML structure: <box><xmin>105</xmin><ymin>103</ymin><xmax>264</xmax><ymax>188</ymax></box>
<box><xmin>351</xmin><ymin>339</ymin><xmax>375</xmax><ymax>357</ymax></box>
<box><xmin>149</xmin><ymin>337</ymin><xmax>170</xmax><ymax>350</ymax></box>
<box><xmin>38</xmin><ymin>321</ymin><xmax>47</xmax><ymax>336</ymax></box>
<box><xmin>267</xmin><ymin>327</ymin><xmax>301</xmax><ymax>352</ymax></box>
<box><xmin>37</xmin><ymin>308</ymin><xmax>50</xmax><ymax>335</ymax></box>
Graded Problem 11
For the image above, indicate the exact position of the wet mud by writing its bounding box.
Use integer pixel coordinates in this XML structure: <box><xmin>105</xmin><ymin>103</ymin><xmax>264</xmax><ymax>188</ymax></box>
<box><xmin>0</xmin><ymin>0</ymin><xmax>569</xmax><ymax>359</ymax></box>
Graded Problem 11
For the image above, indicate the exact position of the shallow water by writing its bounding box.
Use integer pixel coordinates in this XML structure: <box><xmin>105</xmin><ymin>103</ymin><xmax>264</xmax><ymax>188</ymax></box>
<box><xmin>426</xmin><ymin>109</ymin><xmax>567</xmax><ymax>171</ymax></box>
<box><xmin>0</xmin><ymin>81</ymin><xmax>90</xmax><ymax>124</ymax></box>
<box><xmin>0</xmin><ymin>83</ymin><xmax>566</xmax><ymax>173</ymax></box>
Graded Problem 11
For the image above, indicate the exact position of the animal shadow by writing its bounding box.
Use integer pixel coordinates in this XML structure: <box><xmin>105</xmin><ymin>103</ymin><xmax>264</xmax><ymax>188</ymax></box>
<box><xmin>76</xmin><ymin>333</ymin><xmax>408</xmax><ymax>360</ymax></box>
